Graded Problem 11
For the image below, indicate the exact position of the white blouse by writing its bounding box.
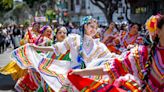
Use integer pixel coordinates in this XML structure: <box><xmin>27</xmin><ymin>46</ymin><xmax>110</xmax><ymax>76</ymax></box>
<box><xmin>53</xmin><ymin>34</ymin><xmax>115</xmax><ymax>68</ymax></box>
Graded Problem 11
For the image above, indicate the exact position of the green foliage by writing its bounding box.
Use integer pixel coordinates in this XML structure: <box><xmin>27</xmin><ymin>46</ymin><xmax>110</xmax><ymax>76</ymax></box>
<box><xmin>15</xmin><ymin>3</ymin><xmax>24</xmax><ymax>9</ymax></box>
<box><xmin>0</xmin><ymin>0</ymin><xmax>13</xmax><ymax>11</ymax></box>
<box><xmin>1</xmin><ymin>0</ymin><xmax>13</xmax><ymax>9</ymax></box>
<box><xmin>13</xmin><ymin>3</ymin><xmax>25</xmax><ymax>16</ymax></box>
<box><xmin>45</xmin><ymin>9</ymin><xmax>56</xmax><ymax>22</ymax></box>
<box><xmin>23</xmin><ymin>0</ymin><xmax>35</xmax><ymax>8</ymax></box>
<box><xmin>23</xmin><ymin>19</ymin><xmax>30</xmax><ymax>27</ymax></box>
<box><xmin>23</xmin><ymin>0</ymin><xmax>47</xmax><ymax>8</ymax></box>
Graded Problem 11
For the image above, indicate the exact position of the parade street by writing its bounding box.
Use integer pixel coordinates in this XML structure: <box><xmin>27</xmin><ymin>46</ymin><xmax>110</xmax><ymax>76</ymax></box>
<box><xmin>0</xmin><ymin>48</ymin><xmax>15</xmax><ymax>92</ymax></box>
<box><xmin>0</xmin><ymin>0</ymin><xmax>163</xmax><ymax>91</ymax></box>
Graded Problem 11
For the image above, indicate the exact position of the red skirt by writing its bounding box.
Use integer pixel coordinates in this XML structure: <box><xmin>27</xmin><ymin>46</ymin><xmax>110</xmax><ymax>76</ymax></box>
<box><xmin>67</xmin><ymin>73</ymin><xmax>126</xmax><ymax>92</ymax></box>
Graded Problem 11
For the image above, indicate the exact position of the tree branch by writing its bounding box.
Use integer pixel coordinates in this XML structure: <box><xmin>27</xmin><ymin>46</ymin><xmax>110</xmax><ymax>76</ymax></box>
<box><xmin>125</xmin><ymin>0</ymin><xmax>132</xmax><ymax>23</ymax></box>
<box><xmin>90</xmin><ymin>0</ymin><xmax>105</xmax><ymax>10</ymax></box>
<box><xmin>90</xmin><ymin>0</ymin><xmax>119</xmax><ymax>23</ymax></box>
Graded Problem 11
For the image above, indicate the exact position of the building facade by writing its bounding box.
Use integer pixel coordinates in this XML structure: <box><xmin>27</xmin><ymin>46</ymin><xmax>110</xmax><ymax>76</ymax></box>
<box><xmin>67</xmin><ymin>0</ymin><xmax>108</xmax><ymax>25</ymax></box>
<box><xmin>129</xmin><ymin>0</ymin><xmax>164</xmax><ymax>24</ymax></box>
<box><xmin>65</xmin><ymin>0</ymin><xmax>164</xmax><ymax>25</ymax></box>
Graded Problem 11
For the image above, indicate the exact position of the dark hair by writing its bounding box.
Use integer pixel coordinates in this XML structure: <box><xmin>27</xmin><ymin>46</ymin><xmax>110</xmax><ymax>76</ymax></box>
<box><xmin>129</xmin><ymin>23</ymin><xmax>141</xmax><ymax>31</ymax></box>
<box><xmin>108</xmin><ymin>21</ymin><xmax>115</xmax><ymax>28</ymax></box>
<box><xmin>80</xmin><ymin>21</ymin><xmax>94</xmax><ymax>38</ymax></box>
<box><xmin>77</xmin><ymin>18</ymin><xmax>98</xmax><ymax>69</ymax></box>
<box><xmin>56</xmin><ymin>26</ymin><xmax>68</xmax><ymax>35</ymax></box>
<box><xmin>53</xmin><ymin>26</ymin><xmax>68</xmax><ymax>43</ymax></box>
<box><xmin>35</xmin><ymin>25</ymin><xmax>50</xmax><ymax>45</ymax></box>
<box><xmin>80</xmin><ymin>25</ymin><xmax>85</xmax><ymax>38</ymax></box>
<box><xmin>120</xmin><ymin>24</ymin><xmax>127</xmax><ymax>31</ymax></box>
<box><xmin>142</xmin><ymin>16</ymin><xmax>164</xmax><ymax>89</ymax></box>
<box><xmin>110</xmin><ymin>21</ymin><xmax>115</xmax><ymax>25</ymax></box>
<box><xmin>76</xmin><ymin>24</ymin><xmax>86</xmax><ymax>69</ymax></box>
<box><xmin>142</xmin><ymin>16</ymin><xmax>164</xmax><ymax>85</ymax></box>
<box><xmin>56</xmin><ymin>26</ymin><xmax>62</xmax><ymax>34</ymax></box>
<box><xmin>141</xmin><ymin>35</ymin><xmax>159</xmax><ymax>89</ymax></box>
<box><xmin>157</xmin><ymin>15</ymin><xmax>164</xmax><ymax>29</ymax></box>
<box><xmin>115</xmin><ymin>24</ymin><xmax>120</xmax><ymax>32</ymax></box>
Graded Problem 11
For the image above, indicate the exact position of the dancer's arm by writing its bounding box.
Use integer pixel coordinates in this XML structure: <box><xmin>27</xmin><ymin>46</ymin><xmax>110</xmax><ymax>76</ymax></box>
<box><xmin>101</xmin><ymin>36</ymin><xmax>108</xmax><ymax>43</ymax></box>
<box><xmin>30</xmin><ymin>34</ymin><xmax>75</xmax><ymax>54</ymax></box>
<box><xmin>70</xmin><ymin>67</ymin><xmax>108</xmax><ymax>76</ymax></box>
<box><xmin>30</xmin><ymin>44</ymin><xmax>54</xmax><ymax>52</ymax></box>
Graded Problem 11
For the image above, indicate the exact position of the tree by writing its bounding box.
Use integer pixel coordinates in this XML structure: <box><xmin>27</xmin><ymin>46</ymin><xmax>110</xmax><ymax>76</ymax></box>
<box><xmin>23</xmin><ymin>0</ymin><xmax>47</xmax><ymax>8</ymax></box>
<box><xmin>90</xmin><ymin>0</ymin><xmax>120</xmax><ymax>24</ymax></box>
<box><xmin>46</xmin><ymin>9</ymin><xmax>56</xmax><ymax>23</ymax></box>
<box><xmin>0</xmin><ymin>0</ymin><xmax>13</xmax><ymax>11</ymax></box>
<box><xmin>127</xmin><ymin>0</ymin><xmax>162</xmax><ymax>24</ymax></box>
<box><xmin>124</xmin><ymin>0</ymin><xmax>132</xmax><ymax>23</ymax></box>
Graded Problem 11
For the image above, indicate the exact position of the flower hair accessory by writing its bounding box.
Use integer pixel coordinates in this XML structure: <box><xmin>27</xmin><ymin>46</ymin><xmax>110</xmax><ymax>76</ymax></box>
<box><xmin>81</xmin><ymin>16</ymin><xmax>93</xmax><ymax>25</ymax></box>
<box><xmin>145</xmin><ymin>14</ymin><xmax>161</xmax><ymax>35</ymax></box>
<box><xmin>40</xmin><ymin>25</ymin><xmax>49</xmax><ymax>34</ymax></box>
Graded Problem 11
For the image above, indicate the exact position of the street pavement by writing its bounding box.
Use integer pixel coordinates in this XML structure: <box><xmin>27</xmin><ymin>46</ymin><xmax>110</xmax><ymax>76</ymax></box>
<box><xmin>0</xmin><ymin>48</ymin><xmax>16</xmax><ymax>92</ymax></box>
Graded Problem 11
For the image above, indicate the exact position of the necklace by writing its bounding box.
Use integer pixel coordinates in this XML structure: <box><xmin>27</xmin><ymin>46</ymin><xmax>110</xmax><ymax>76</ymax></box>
<box><xmin>86</xmin><ymin>39</ymin><xmax>91</xmax><ymax>47</ymax></box>
<box><xmin>83</xmin><ymin>39</ymin><xmax>93</xmax><ymax>55</ymax></box>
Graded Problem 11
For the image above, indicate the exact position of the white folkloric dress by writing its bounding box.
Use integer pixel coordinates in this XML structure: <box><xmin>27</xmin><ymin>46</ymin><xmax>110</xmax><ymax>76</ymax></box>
<box><xmin>11</xmin><ymin>34</ymin><xmax>116</xmax><ymax>91</ymax></box>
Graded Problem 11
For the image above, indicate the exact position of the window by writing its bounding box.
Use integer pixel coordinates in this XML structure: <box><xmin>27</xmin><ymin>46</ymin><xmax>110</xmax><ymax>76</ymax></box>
<box><xmin>70</xmin><ymin>0</ymin><xmax>74</xmax><ymax>11</ymax></box>
<box><xmin>118</xmin><ymin>3</ymin><xmax>122</xmax><ymax>8</ymax></box>
<box><xmin>81</xmin><ymin>0</ymin><xmax>86</xmax><ymax>9</ymax></box>
<box><xmin>135</xmin><ymin>7</ymin><xmax>147</xmax><ymax>14</ymax></box>
<box><xmin>65</xmin><ymin>0</ymin><xmax>68</xmax><ymax>9</ymax></box>
<box><xmin>131</xmin><ymin>7</ymin><xmax>147</xmax><ymax>14</ymax></box>
<box><xmin>123</xmin><ymin>7</ymin><xmax>125</xmax><ymax>13</ymax></box>
<box><xmin>76</xmin><ymin>0</ymin><xmax>80</xmax><ymax>5</ymax></box>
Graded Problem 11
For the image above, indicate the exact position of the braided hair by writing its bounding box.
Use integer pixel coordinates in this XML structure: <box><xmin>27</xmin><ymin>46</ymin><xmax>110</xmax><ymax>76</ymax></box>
<box><xmin>141</xmin><ymin>36</ymin><xmax>159</xmax><ymax>89</ymax></box>
<box><xmin>141</xmin><ymin>15</ymin><xmax>164</xmax><ymax>89</ymax></box>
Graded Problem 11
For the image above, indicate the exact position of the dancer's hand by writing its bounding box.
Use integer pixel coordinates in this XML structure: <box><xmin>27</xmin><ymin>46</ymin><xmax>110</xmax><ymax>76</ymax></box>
<box><xmin>68</xmin><ymin>69</ymin><xmax>82</xmax><ymax>75</ymax></box>
<box><xmin>127</xmin><ymin>44</ymin><xmax>135</xmax><ymax>50</ymax></box>
<box><xmin>68</xmin><ymin>67</ymin><xmax>105</xmax><ymax>76</ymax></box>
<box><xmin>29</xmin><ymin>43</ymin><xmax>37</xmax><ymax>49</ymax></box>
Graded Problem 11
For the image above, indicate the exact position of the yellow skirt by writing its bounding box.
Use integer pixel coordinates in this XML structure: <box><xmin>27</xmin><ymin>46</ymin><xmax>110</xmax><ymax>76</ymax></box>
<box><xmin>0</xmin><ymin>61</ymin><xmax>27</xmax><ymax>80</ymax></box>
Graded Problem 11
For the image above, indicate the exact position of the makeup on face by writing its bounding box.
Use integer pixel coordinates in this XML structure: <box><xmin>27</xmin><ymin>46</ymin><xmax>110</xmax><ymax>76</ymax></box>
<box><xmin>158</xmin><ymin>25</ymin><xmax>164</xmax><ymax>40</ymax></box>
<box><xmin>85</xmin><ymin>20</ymin><xmax>98</xmax><ymax>37</ymax></box>
<box><xmin>130</xmin><ymin>24</ymin><xmax>139</xmax><ymax>35</ymax></box>
<box><xmin>56</xmin><ymin>27</ymin><xmax>67</xmax><ymax>42</ymax></box>
<box><xmin>33</xmin><ymin>24</ymin><xmax>40</xmax><ymax>32</ymax></box>
<box><xmin>44</xmin><ymin>27</ymin><xmax>52</xmax><ymax>38</ymax></box>
<box><xmin>109</xmin><ymin>22</ymin><xmax>115</xmax><ymax>30</ymax></box>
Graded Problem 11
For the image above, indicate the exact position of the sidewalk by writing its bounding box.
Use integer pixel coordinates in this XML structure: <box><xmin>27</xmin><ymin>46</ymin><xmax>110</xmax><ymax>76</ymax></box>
<box><xmin>0</xmin><ymin>48</ymin><xmax>13</xmax><ymax>67</ymax></box>
<box><xmin>0</xmin><ymin>48</ymin><xmax>15</xmax><ymax>92</ymax></box>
